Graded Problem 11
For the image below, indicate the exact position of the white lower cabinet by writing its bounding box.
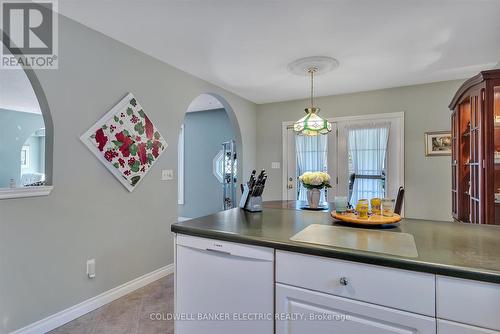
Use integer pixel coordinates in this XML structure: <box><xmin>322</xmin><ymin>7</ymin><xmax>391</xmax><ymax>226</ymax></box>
<box><xmin>438</xmin><ymin>320</ymin><xmax>500</xmax><ymax>334</ymax></box>
<box><xmin>174</xmin><ymin>235</ymin><xmax>500</xmax><ymax>334</ymax></box>
<box><xmin>276</xmin><ymin>283</ymin><xmax>436</xmax><ymax>334</ymax></box>
<box><xmin>436</xmin><ymin>276</ymin><xmax>500</xmax><ymax>331</ymax></box>
<box><xmin>276</xmin><ymin>251</ymin><xmax>435</xmax><ymax>316</ymax></box>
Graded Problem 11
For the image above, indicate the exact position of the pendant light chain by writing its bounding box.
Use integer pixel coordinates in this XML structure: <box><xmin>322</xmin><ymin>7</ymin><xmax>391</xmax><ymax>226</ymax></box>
<box><xmin>293</xmin><ymin>63</ymin><xmax>331</xmax><ymax>136</ymax></box>
<box><xmin>310</xmin><ymin>68</ymin><xmax>314</xmax><ymax>108</ymax></box>
<box><xmin>308</xmin><ymin>67</ymin><xmax>317</xmax><ymax>109</ymax></box>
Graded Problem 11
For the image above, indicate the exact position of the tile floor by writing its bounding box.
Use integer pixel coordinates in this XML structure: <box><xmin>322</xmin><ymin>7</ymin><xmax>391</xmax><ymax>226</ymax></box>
<box><xmin>49</xmin><ymin>275</ymin><xmax>174</xmax><ymax>334</ymax></box>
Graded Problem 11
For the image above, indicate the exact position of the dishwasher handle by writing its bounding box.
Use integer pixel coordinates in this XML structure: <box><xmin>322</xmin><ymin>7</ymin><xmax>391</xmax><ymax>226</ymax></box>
<box><xmin>177</xmin><ymin>234</ymin><xmax>274</xmax><ymax>262</ymax></box>
<box><xmin>205</xmin><ymin>248</ymin><xmax>232</xmax><ymax>256</ymax></box>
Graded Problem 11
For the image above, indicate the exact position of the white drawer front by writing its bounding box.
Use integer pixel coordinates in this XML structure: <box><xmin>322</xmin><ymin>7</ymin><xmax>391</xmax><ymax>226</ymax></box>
<box><xmin>276</xmin><ymin>283</ymin><xmax>436</xmax><ymax>334</ymax></box>
<box><xmin>276</xmin><ymin>251</ymin><xmax>435</xmax><ymax>316</ymax></box>
<box><xmin>438</xmin><ymin>320</ymin><xmax>500</xmax><ymax>334</ymax></box>
<box><xmin>437</xmin><ymin>276</ymin><xmax>500</xmax><ymax>331</ymax></box>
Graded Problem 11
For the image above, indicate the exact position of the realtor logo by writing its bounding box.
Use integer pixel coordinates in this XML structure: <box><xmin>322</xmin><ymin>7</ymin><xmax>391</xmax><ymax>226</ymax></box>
<box><xmin>1</xmin><ymin>0</ymin><xmax>58</xmax><ymax>69</ymax></box>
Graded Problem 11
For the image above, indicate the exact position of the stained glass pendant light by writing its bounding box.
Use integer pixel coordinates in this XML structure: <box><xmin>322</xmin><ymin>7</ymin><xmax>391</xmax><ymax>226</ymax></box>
<box><xmin>289</xmin><ymin>56</ymin><xmax>338</xmax><ymax>136</ymax></box>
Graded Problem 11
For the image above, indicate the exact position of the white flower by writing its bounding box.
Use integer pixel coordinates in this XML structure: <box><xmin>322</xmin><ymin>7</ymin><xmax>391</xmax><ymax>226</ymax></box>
<box><xmin>311</xmin><ymin>175</ymin><xmax>323</xmax><ymax>185</ymax></box>
<box><xmin>299</xmin><ymin>171</ymin><xmax>332</xmax><ymax>188</ymax></box>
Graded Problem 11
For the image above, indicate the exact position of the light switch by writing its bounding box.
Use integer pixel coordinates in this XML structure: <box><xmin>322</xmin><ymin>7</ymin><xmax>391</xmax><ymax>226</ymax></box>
<box><xmin>271</xmin><ymin>162</ymin><xmax>281</xmax><ymax>169</ymax></box>
<box><xmin>162</xmin><ymin>169</ymin><xmax>174</xmax><ymax>181</ymax></box>
<box><xmin>87</xmin><ymin>259</ymin><xmax>96</xmax><ymax>279</ymax></box>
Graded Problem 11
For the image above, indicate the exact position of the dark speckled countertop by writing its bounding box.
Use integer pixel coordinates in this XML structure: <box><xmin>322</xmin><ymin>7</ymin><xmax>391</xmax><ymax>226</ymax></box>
<box><xmin>171</xmin><ymin>201</ymin><xmax>500</xmax><ymax>284</ymax></box>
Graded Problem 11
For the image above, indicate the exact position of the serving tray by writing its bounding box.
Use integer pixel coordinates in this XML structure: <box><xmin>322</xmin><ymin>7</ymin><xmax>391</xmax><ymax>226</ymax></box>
<box><xmin>331</xmin><ymin>211</ymin><xmax>401</xmax><ymax>226</ymax></box>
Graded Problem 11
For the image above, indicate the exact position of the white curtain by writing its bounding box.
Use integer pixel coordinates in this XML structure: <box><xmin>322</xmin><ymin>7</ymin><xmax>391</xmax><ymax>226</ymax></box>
<box><xmin>295</xmin><ymin>134</ymin><xmax>328</xmax><ymax>201</ymax></box>
<box><xmin>348</xmin><ymin>122</ymin><xmax>390</xmax><ymax>205</ymax></box>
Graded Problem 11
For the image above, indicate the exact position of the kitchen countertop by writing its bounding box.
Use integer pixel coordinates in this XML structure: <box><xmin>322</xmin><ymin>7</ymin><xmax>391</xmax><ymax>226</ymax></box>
<box><xmin>171</xmin><ymin>201</ymin><xmax>500</xmax><ymax>284</ymax></box>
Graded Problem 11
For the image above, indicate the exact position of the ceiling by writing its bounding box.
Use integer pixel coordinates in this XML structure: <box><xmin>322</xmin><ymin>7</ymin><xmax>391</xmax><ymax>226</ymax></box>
<box><xmin>186</xmin><ymin>94</ymin><xmax>224</xmax><ymax>113</ymax></box>
<box><xmin>0</xmin><ymin>47</ymin><xmax>41</xmax><ymax>114</ymax></box>
<box><xmin>58</xmin><ymin>0</ymin><xmax>500</xmax><ymax>104</ymax></box>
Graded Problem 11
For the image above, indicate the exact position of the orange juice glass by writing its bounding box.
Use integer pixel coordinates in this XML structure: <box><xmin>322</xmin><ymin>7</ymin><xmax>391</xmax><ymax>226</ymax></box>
<box><xmin>356</xmin><ymin>199</ymin><xmax>369</xmax><ymax>219</ymax></box>
<box><xmin>371</xmin><ymin>198</ymin><xmax>381</xmax><ymax>215</ymax></box>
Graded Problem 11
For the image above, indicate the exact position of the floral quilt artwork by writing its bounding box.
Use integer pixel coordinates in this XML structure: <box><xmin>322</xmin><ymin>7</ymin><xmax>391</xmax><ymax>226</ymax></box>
<box><xmin>80</xmin><ymin>93</ymin><xmax>168</xmax><ymax>192</ymax></box>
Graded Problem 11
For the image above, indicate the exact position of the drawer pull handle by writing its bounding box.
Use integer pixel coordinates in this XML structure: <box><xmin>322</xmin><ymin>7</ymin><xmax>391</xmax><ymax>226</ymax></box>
<box><xmin>339</xmin><ymin>277</ymin><xmax>349</xmax><ymax>286</ymax></box>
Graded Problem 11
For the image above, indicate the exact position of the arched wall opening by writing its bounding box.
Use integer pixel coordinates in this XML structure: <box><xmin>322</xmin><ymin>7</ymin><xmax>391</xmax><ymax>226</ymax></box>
<box><xmin>177</xmin><ymin>93</ymin><xmax>243</xmax><ymax>219</ymax></box>
<box><xmin>0</xmin><ymin>33</ymin><xmax>54</xmax><ymax>196</ymax></box>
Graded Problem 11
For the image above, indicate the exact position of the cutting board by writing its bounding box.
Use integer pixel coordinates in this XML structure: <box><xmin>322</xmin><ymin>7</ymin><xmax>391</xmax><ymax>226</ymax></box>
<box><xmin>290</xmin><ymin>224</ymin><xmax>418</xmax><ymax>258</ymax></box>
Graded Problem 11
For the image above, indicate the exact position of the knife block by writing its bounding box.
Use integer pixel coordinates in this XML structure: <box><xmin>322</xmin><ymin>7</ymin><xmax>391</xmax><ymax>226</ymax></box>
<box><xmin>239</xmin><ymin>184</ymin><xmax>264</xmax><ymax>212</ymax></box>
<box><xmin>244</xmin><ymin>196</ymin><xmax>263</xmax><ymax>212</ymax></box>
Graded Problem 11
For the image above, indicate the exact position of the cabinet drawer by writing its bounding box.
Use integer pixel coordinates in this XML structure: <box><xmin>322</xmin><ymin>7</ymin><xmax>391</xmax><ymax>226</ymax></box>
<box><xmin>437</xmin><ymin>276</ymin><xmax>500</xmax><ymax>331</ymax></box>
<box><xmin>276</xmin><ymin>251</ymin><xmax>435</xmax><ymax>316</ymax></box>
<box><xmin>276</xmin><ymin>283</ymin><xmax>436</xmax><ymax>334</ymax></box>
<box><xmin>438</xmin><ymin>320</ymin><xmax>500</xmax><ymax>334</ymax></box>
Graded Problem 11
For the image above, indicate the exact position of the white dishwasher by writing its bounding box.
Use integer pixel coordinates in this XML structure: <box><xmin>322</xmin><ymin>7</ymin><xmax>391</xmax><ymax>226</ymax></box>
<box><xmin>175</xmin><ymin>234</ymin><xmax>274</xmax><ymax>334</ymax></box>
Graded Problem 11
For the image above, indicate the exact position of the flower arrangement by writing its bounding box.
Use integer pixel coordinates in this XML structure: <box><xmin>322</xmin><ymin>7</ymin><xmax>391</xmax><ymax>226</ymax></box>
<box><xmin>299</xmin><ymin>171</ymin><xmax>332</xmax><ymax>190</ymax></box>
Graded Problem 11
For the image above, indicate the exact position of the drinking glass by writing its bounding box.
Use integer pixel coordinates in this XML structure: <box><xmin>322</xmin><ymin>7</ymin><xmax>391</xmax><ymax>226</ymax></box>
<box><xmin>334</xmin><ymin>196</ymin><xmax>348</xmax><ymax>213</ymax></box>
<box><xmin>356</xmin><ymin>199</ymin><xmax>369</xmax><ymax>219</ymax></box>
<box><xmin>371</xmin><ymin>198</ymin><xmax>381</xmax><ymax>215</ymax></box>
<box><xmin>382</xmin><ymin>198</ymin><xmax>395</xmax><ymax>217</ymax></box>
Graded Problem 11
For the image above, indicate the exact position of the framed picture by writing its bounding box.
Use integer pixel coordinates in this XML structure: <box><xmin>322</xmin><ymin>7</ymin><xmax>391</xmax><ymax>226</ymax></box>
<box><xmin>80</xmin><ymin>93</ymin><xmax>168</xmax><ymax>192</ymax></box>
<box><xmin>425</xmin><ymin>131</ymin><xmax>451</xmax><ymax>156</ymax></box>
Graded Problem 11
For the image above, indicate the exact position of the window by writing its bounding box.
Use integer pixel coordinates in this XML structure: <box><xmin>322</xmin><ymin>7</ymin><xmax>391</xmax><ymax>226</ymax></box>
<box><xmin>213</xmin><ymin>149</ymin><xmax>238</xmax><ymax>183</ymax></box>
<box><xmin>295</xmin><ymin>134</ymin><xmax>328</xmax><ymax>202</ymax></box>
<box><xmin>347</xmin><ymin>123</ymin><xmax>390</xmax><ymax>204</ymax></box>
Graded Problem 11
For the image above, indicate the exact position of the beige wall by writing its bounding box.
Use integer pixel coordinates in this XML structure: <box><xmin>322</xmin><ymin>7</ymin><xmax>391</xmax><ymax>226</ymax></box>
<box><xmin>256</xmin><ymin>80</ymin><xmax>464</xmax><ymax>222</ymax></box>
<box><xmin>0</xmin><ymin>15</ymin><xmax>256</xmax><ymax>333</ymax></box>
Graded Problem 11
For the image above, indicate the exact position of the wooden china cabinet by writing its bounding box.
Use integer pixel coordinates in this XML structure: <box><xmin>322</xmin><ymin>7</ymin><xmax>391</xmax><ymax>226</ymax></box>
<box><xmin>449</xmin><ymin>69</ymin><xmax>500</xmax><ymax>224</ymax></box>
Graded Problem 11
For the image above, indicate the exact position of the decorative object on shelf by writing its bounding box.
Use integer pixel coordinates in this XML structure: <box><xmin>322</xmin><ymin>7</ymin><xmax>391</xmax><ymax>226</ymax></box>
<box><xmin>299</xmin><ymin>171</ymin><xmax>331</xmax><ymax>209</ymax></box>
<box><xmin>80</xmin><ymin>93</ymin><xmax>168</xmax><ymax>192</ymax></box>
<box><xmin>424</xmin><ymin>131</ymin><xmax>451</xmax><ymax>156</ymax></box>
<box><xmin>288</xmin><ymin>56</ymin><xmax>337</xmax><ymax>136</ymax></box>
<box><xmin>494</xmin><ymin>151</ymin><xmax>500</xmax><ymax>164</ymax></box>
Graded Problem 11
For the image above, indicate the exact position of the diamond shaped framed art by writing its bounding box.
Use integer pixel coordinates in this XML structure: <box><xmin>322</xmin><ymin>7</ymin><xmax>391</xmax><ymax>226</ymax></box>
<box><xmin>80</xmin><ymin>93</ymin><xmax>168</xmax><ymax>192</ymax></box>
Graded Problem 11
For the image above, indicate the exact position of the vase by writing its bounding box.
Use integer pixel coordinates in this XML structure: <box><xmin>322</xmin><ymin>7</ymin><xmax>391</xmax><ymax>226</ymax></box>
<box><xmin>307</xmin><ymin>189</ymin><xmax>321</xmax><ymax>208</ymax></box>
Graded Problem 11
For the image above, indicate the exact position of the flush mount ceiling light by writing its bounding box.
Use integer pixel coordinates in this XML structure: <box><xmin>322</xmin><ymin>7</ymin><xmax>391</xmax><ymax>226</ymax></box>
<box><xmin>289</xmin><ymin>56</ymin><xmax>339</xmax><ymax>136</ymax></box>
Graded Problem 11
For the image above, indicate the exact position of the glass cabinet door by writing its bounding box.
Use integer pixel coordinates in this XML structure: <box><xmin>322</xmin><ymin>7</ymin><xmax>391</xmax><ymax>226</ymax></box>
<box><xmin>469</xmin><ymin>93</ymin><xmax>480</xmax><ymax>224</ymax></box>
<box><xmin>451</xmin><ymin>110</ymin><xmax>458</xmax><ymax>220</ymax></box>
<box><xmin>494</xmin><ymin>86</ymin><xmax>500</xmax><ymax>224</ymax></box>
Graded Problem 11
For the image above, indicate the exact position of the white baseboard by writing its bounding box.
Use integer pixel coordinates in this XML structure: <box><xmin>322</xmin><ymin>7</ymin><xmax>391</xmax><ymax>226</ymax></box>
<box><xmin>11</xmin><ymin>264</ymin><xmax>174</xmax><ymax>334</ymax></box>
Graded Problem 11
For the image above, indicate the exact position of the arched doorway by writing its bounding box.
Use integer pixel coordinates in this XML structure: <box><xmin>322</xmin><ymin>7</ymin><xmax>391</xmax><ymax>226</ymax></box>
<box><xmin>178</xmin><ymin>93</ymin><xmax>242</xmax><ymax>219</ymax></box>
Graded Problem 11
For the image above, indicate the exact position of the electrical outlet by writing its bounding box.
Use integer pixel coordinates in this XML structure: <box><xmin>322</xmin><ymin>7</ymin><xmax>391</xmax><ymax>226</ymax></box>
<box><xmin>87</xmin><ymin>259</ymin><xmax>96</xmax><ymax>279</ymax></box>
<box><xmin>162</xmin><ymin>169</ymin><xmax>174</xmax><ymax>181</ymax></box>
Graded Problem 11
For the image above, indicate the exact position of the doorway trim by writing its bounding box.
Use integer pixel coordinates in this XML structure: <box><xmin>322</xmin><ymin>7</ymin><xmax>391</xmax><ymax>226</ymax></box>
<box><xmin>282</xmin><ymin>111</ymin><xmax>405</xmax><ymax>200</ymax></box>
<box><xmin>178</xmin><ymin>93</ymin><xmax>243</xmax><ymax>218</ymax></box>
